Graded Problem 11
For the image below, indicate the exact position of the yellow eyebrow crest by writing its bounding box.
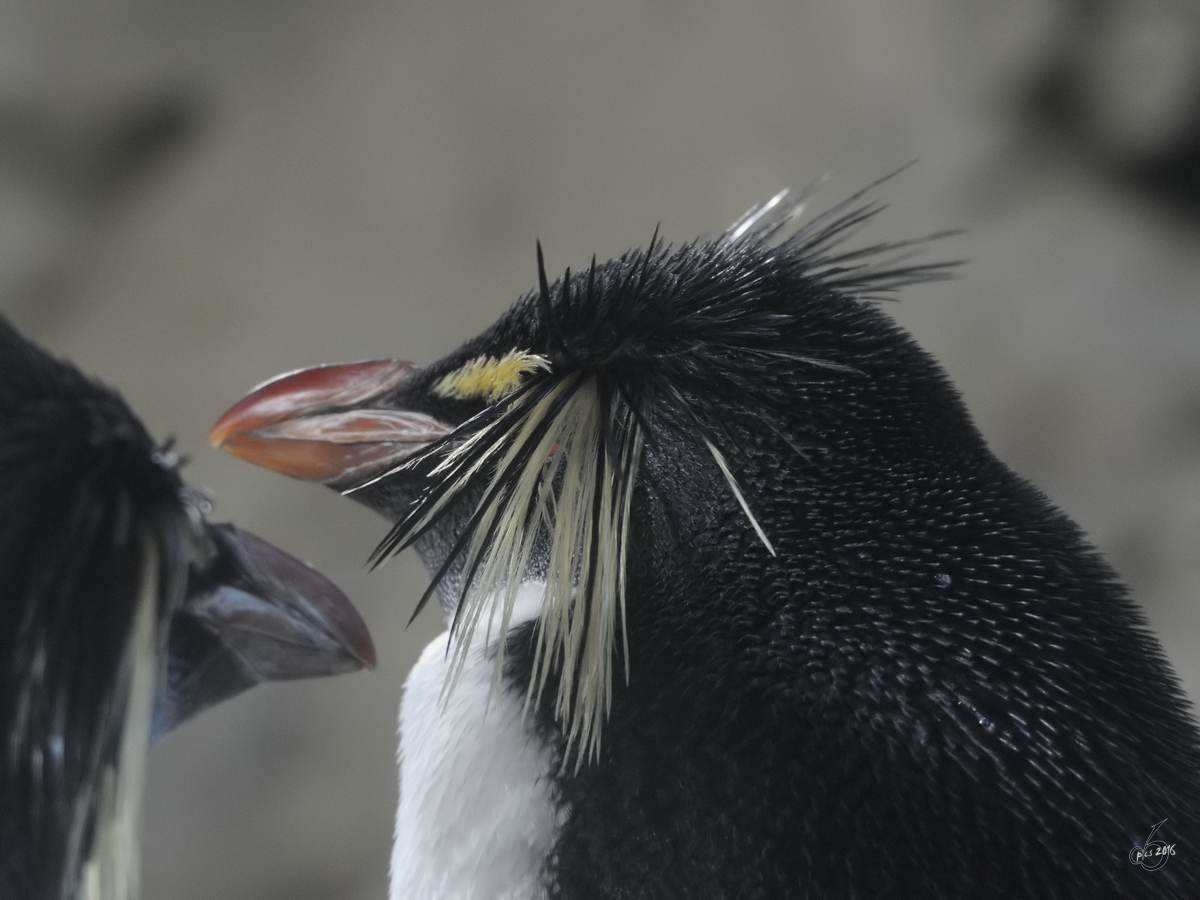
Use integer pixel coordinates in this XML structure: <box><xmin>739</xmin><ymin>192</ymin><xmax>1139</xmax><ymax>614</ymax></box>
<box><xmin>433</xmin><ymin>350</ymin><xmax>551</xmax><ymax>402</ymax></box>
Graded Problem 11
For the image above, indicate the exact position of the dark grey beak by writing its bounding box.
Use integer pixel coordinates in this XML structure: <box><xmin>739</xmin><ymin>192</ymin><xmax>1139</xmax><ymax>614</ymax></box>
<box><xmin>151</xmin><ymin>523</ymin><xmax>376</xmax><ymax>740</ymax></box>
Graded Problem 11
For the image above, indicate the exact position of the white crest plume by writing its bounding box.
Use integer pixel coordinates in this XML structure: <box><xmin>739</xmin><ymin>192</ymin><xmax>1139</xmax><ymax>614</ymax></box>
<box><xmin>376</xmin><ymin>368</ymin><xmax>643</xmax><ymax>765</ymax></box>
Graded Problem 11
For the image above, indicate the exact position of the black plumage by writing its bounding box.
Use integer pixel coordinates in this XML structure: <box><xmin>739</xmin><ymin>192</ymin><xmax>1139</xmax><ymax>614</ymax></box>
<box><xmin>212</xmin><ymin>187</ymin><xmax>1200</xmax><ymax>898</ymax></box>
<box><xmin>0</xmin><ymin>317</ymin><xmax>373</xmax><ymax>900</ymax></box>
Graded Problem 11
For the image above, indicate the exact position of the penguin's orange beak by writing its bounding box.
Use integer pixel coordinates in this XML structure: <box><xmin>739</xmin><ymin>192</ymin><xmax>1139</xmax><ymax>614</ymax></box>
<box><xmin>211</xmin><ymin>359</ymin><xmax>450</xmax><ymax>487</ymax></box>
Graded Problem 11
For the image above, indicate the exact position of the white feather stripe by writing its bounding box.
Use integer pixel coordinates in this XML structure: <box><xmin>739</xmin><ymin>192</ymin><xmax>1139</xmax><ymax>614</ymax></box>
<box><xmin>540</xmin><ymin>383</ymin><xmax>615</xmax><ymax>760</ymax></box>
<box><xmin>444</xmin><ymin>374</ymin><xmax>642</xmax><ymax>765</ymax></box>
<box><xmin>616</xmin><ymin>427</ymin><xmax>642</xmax><ymax>685</ymax></box>
<box><xmin>410</xmin><ymin>427</ymin><xmax>512</xmax><ymax>540</ymax></box>
<box><xmin>443</xmin><ymin>378</ymin><xmax>579</xmax><ymax>703</ymax></box>
<box><xmin>378</xmin><ymin>387</ymin><xmax>540</xmax><ymax>553</ymax></box>
<box><xmin>728</xmin><ymin>188</ymin><xmax>790</xmax><ymax>241</ymax></box>
<box><xmin>702</xmin><ymin>437</ymin><xmax>777</xmax><ymax>557</ymax></box>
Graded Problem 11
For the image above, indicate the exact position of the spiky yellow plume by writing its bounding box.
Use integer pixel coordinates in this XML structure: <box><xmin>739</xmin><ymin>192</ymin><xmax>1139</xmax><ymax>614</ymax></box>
<box><xmin>434</xmin><ymin>351</ymin><xmax>550</xmax><ymax>403</ymax></box>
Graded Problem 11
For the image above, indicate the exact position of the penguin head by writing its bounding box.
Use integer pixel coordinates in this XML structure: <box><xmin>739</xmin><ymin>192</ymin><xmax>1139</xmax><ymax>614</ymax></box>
<box><xmin>210</xmin><ymin>186</ymin><xmax>962</xmax><ymax>761</ymax></box>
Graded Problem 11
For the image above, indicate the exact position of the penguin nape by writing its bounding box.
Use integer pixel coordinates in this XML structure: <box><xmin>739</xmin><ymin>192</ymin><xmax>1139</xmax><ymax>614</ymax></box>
<box><xmin>0</xmin><ymin>317</ymin><xmax>376</xmax><ymax>900</ymax></box>
<box><xmin>211</xmin><ymin>185</ymin><xmax>1200</xmax><ymax>899</ymax></box>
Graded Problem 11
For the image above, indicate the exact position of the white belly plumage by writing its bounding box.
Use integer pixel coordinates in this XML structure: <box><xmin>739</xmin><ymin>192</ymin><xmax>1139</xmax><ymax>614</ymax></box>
<box><xmin>390</xmin><ymin>583</ymin><xmax>561</xmax><ymax>900</ymax></box>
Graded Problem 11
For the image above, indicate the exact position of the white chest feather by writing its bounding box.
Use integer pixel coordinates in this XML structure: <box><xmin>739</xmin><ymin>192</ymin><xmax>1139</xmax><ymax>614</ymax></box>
<box><xmin>390</xmin><ymin>583</ymin><xmax>561</xmax><ymax>900</ymax></box>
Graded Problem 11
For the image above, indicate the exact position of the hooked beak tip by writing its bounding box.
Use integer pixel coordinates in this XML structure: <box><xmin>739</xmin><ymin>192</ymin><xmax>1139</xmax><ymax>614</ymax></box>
<box><xmin>209</xmin><ymin>413</ymin><xmax>238</xmax><ymax>449</ymax></box>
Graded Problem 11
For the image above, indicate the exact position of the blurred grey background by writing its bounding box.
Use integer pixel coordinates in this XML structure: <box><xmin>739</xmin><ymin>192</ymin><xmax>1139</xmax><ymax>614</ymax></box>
<box><xmin>2</xmin><ymin>0</ymin><xmax>1199</xmax><ymax>896</ymax></box>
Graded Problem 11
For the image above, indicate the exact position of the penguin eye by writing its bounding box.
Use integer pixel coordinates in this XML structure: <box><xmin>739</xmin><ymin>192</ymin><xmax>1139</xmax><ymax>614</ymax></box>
<box><xmin>432</xmin><ymin>350</ymin><xmax>551</xmax><ymax>403</ymax></box>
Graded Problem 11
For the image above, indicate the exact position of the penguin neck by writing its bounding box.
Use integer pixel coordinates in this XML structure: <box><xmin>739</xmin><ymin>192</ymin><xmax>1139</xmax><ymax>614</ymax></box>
<box><xmin>390</xmin><ymin>581</ymin><xmax>562</xmax><ymax>900</ymax></box>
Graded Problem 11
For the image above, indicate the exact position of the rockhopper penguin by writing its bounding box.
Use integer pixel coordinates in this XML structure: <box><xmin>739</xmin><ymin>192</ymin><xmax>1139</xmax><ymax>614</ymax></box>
<box><xmin>212</xmin><ymin>185</ymin><xmax>1200</xmax><ymax>899</ymax></box>
<box><xmin>0</xmin><ymin>317</ymin><xmax>375</xmax><ymax>900</ymax></box>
